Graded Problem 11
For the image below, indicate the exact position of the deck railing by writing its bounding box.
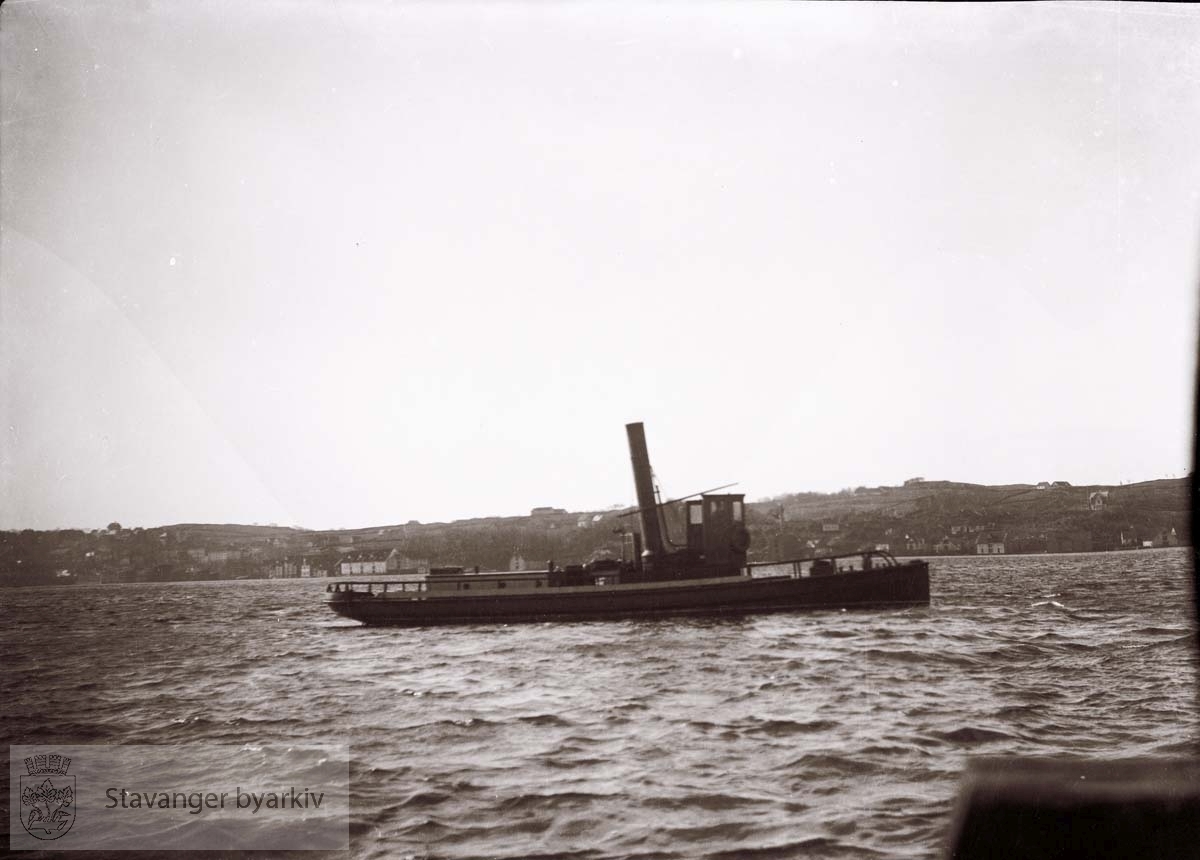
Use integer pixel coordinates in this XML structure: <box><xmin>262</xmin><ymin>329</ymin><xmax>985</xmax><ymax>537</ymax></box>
<box><xmin>746</xmin><ymin>549</ymin><xmax>904</xmax><ymax>579</ymax></box>
<box><xmin>329</xmin><ymin>550</ymin><xmax>911</xmax><ymax>595</ymax></box>
<box><xmin>327</xmin><ymin>580</ymin><xmax>426</xmax><ymax>595</ymax></box>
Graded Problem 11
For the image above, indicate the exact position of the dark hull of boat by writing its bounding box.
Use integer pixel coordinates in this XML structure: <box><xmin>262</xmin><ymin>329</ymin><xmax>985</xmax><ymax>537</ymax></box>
<box><xmin>327</xmin><ymin>562</ymin><xmax>930</xmax><ymax>626</ymax></box>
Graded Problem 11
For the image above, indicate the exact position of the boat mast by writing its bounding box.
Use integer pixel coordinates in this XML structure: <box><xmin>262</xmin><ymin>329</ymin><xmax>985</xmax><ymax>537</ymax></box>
<box><xmin>625</xmin><ymin>422</ymin><xmax>666</xmax><ymax>568</ymax></box>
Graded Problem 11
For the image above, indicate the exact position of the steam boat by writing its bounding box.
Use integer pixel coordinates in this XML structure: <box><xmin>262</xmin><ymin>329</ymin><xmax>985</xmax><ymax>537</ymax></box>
<box><xmin>326</xmin><ymin>423</ymin><xmax>930</xmax><ymax>626</ymax></box>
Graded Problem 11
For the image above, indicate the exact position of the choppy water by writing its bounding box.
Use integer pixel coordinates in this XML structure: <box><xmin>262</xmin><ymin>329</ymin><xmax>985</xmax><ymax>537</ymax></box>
<box><xmin>3</xmin><ymin>548</ymin><xmax>1197</xmax><ymax>859</ymax></box>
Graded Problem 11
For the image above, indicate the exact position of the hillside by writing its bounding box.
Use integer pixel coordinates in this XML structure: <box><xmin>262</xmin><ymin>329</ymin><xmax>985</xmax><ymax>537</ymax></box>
<box><xmin>750</xmin><ymin>477</ymin><xmax>1191</xmax><ymax>559</ymax></box>
<box><xmin>1</xmin><ymin>476</ymin><xmax>1191</xmax><ymax>586</ymax></box>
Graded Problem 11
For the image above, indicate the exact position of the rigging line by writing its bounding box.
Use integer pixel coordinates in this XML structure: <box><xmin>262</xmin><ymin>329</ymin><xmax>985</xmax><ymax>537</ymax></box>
<box><xmin>615</xmin><ymin>483</ymin><xmax>740</xmax><ymax>519</ymax></box>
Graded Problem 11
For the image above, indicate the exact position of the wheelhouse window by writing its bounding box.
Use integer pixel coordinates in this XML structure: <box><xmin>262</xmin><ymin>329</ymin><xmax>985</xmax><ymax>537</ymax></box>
<box><xmin>689</xmin><ymin>504</ymin><xmax>703</xmax><ymax>525</ymax></box>
<box><xmin>732</xmin><ymin>501</ymin><xmax>744</xmax><ymax>521</ymax></box>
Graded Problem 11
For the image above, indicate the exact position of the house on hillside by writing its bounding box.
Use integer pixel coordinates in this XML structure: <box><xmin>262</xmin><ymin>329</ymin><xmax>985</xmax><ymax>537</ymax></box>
<box><xmin>1036</xmin><ymin>482</ymin><xmax>1051</xmax><ymax>491</ymax></box>
<box><xmin>1144</xmin><ymin>528</ymin><xmax>1181</xmax><ymax>549</ymax></box>
<box><xmin>976</xmin><ymin>533</ymin><xmax>1006</xmax><ymax>555</ymax></box>
<box><xmin>1089</xmin><ymin>490</ymin><xmax>1110</xmax><ymax>511</ymax></box>
<box><xmin>338</xmin><ymin>550</ymin><xmax>392</xmax><ymax>576</ymax></box>
<box><xmin>392</xmin><ymin>555</ymin><xmax>430</xmax><ymax>575</ymax></box>
<box><xmin>202</xmin><ymin>549</ymin><xmax>240</xmax><ymax>563</ymax></box>
<box><xmin>338</xmin><ymin>549</ymin><xmax>428</xmax><ymax>576</ymax></box>
<box><xmin>933</xmin><ymin>536</ymin><xmax>965</xmax><ymax>554</ymax></box>
<box><xmin>270</xmin><ymin>556</ymin><xmax>317</xmax><ymax>578</ymax></box>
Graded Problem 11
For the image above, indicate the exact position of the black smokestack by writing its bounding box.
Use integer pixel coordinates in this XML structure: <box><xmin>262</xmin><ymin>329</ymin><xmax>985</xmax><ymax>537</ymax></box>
<box><xmin>626</xmin><ymin>422</ymin><xmax>665</xmax><ymax>564</ymax></box>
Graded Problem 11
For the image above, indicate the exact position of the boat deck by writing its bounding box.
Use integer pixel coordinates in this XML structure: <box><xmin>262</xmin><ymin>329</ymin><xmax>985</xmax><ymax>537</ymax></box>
<box><xmin>327</xmin><ymin>549</ymin><xmax>908</xmax><ymax>600</ymax></box>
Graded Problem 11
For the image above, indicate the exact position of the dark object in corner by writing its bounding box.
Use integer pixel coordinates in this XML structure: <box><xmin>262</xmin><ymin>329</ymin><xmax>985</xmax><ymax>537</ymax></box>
<box><xmin>946</xmin><ymin>757</ymin><xmax>1200</xmax><ymax>860</ymax></box>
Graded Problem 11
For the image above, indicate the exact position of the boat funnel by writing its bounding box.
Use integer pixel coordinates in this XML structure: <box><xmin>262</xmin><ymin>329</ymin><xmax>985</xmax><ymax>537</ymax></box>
<box><xmin>626</xmin><ymin>422</ymin><xmax>666</xmax><ymax>564</ymax></box>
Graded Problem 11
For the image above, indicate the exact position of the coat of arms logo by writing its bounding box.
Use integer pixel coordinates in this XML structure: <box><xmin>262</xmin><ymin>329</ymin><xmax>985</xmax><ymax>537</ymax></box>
<box><xmin>20</xmin><ymin>753</ymin><xmax>75</xmax><ymax>839</ymax></box>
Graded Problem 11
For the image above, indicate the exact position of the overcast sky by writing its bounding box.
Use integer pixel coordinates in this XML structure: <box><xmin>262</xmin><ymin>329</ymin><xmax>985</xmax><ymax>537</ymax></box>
<box><xmin>2</xmin><ymin>1</ymin><xmax>1197</xmax><ymax>531</ymax></box>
